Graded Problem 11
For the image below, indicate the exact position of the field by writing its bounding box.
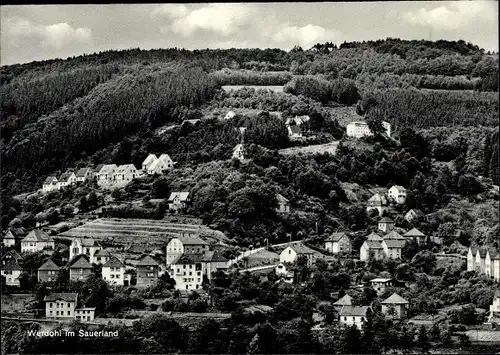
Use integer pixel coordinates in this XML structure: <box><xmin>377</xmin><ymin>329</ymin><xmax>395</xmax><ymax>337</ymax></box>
<box><xmin>278</xmin><ymin>142</ymin><xmax>339</xmax><ymax>156</ymax></box>
<box><xmin>1</xmin><ymin>294</ymin><xmax>36</xmax><ymax>314</ymax></box>
<box><xmin>59</xmin><ymin>218</ymin><xmax>227</xmax><ymax>245</ymax></box>
<box><xmin>244</xmin><ymin>250</ymin><xmax>280</xmax><ymax>268</ymax></box>
<box><xmin>222</xmin><ymin>85</ymin><xmax>284</xmax><ymax>93</ymax></box>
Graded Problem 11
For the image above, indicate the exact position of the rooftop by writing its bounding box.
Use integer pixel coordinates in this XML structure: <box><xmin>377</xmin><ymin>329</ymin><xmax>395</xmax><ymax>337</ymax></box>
<box><xmin>137</xmin><ymin>255</ymin><xmax>159</xmax><ymax>267</ymax></box>
<box><xmin>175</xmin><ymin>235</ymin><xmax>207</xmax><ymax>246</ymax></box>
<box><xmin>382</xmin><ymin>293</ymin><xmax>409</xmax><ymax>305</ymax></box>
<box><xmin>44</xmin><ymin>293</ymin><xmax>78</xmax><ymax>303</ymax></box>
<box><xmin>370</xmin><ymin>278</ymin><xmax>393</xmax><ymax>283</ymax></box>
<box><xmin>69</xmin><ymin>255</ymin><xmax>92</xmax><ymax>269</ymax></box>
<box><xmin>326</xmin><ymin>232</ymin><xmax>349</xmax><ymax>242</ymax></box>
<box><xmin>103</xmin><ymin>256</ymin><xmax>124</xmax><ymax>268</ymax></box>
<box><xmin>333</xmin><ymin>294</ymin><xmax>353</xmax><ymax>306</ymax></box>
<box><xmin>38</xmin><ymin>259</ymin><xmax>60</xmax><ymax>271</ymax></box>
<box><xmin>339</xmin><ymin>305</ymin><xmax>370</xmax><ymax>317</ymax></box>
<box><xmin>404</xmin><ymin>228</ymin><xmax>426</xmax><ymax>237</ymax></box>
<box><xmin>168</xmin><ymin>192</ymin><xmax>190</xmax><ymax>202</ymax></box>
<box><xmin>22</xmin><ymin>229</ymin><xmax>53</xmax><ymax>242</ymax></box>
<box><xmin>364</xmin><ymin>240</ymin><xmax>383</xmax><ymax>249</ymax></box>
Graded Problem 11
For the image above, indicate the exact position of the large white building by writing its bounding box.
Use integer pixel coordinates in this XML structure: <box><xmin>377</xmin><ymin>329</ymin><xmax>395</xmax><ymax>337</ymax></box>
<box><xmin>69</xmin><ymin>238</ymin><xmax>102</xmax><ymax>264</ymax></box>
<box><xmin>95</xmin><ymin>164</ymin><xmax>118</xmax><ymax>187</ymax></box>
<box><xmin>113</xmin><ymin>164</ymin><xmax>141</xmax><ymax>186</ymax></box>
<box><xmin>102</xmin><ymin>256</ymin><xmax>126</xmax><ymax>286</ymax></box>
<box><xmin>2</xmin><ymin>230</ymin><xmax>16</xmax><ymax>247</ymax></box>
<box><xmin>44</xmin><ymin>293</ymin><xmax>95</xmax><ymax>322</ymax></box>
<box><xmin>366</xmin><ymin>193</ymin><xmax>388</xmax><ymax>216</ymax></box>
<box><xmin>279</xmin><ymin>243</ymin><xmax>320</xmax><ymax>267</ymax></box>
<box><xmin>142</xmin><ymin>153</ymin><xmax>174</xmax><ymax>175</ymax></box>
<box><xmin>467</xmin><ymin>247</ymin><xmax>500</xmax><ymax>282</ymax></box>
<box><xmin>339</xmin><ymin>306</ymin><xmax>370</xmax><ymax>330</ymax></box>
<box><xmin>388</xmin><ymin>185</ymin><xmax>407</xmax><ymax>204</ymax></box>
<box><xmin>346</xmin><ymin>121</ymin><xmax>391</xmax><ymax>138</ymax></box>
<box><xmin>166</xmin><ymin>236</ymin><xmax>209</xmax><ymax>266</ymax></box>
<box><xmin>21</xmin><ymin>229</ymin><xmax>55</xmax><ymax>253</ymax></box>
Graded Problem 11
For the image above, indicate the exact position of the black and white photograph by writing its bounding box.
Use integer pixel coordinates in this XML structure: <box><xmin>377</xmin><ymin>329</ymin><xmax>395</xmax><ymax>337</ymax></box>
<box><xmin>0</xmin><ymin>2</ymin><xmax>499</xmax><ymax>354</ymax></box>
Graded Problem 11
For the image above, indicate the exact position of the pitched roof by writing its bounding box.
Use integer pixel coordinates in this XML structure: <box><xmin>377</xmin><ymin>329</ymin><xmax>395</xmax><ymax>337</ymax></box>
<box><xmin>366</xmin><ymin>232</ymin><xmax>383</xmax><ymax>241</ymax></box>
<box><xmin>379</xmin><ymin>217</ymin><xmax>394</xmax><ymax>223</ymax></box>
<box><xmin>406</xmin><ymin>209</ymin><xmax>424</xmax><ymax>217</ymax></box>
<box><xmin>487</xmin><ymin>248</ymin><xmax>499</xmax><ymax>260</ymax></box>
<box><xmin>364</xmin><ymin>240</ymin><xmax>384</xmax><ymax>249</ymax></box>
<box><xmin>158</xmin><ymin>154</ymin><xmax>173</xmax><ymax>163</ymax></box>
<box><xmin>370</xmin><ymin>278</ymin><xmax>392</xmax><ymax>283</ymax></box>
<box><xmin>176</xmin><ymin>235</ymin><xmax>207</xmax><ymax>245</ymax></box>
<box><xmin>383</xmin><ymin>239</ymin><xmax>405</xmax><ymax>248</ymax></box>
<box><xmin>3</xmin><ymin>260</ymin><xmax>22</xmax><ymax>271</ymax></box>
<box><xmin>333</xmin><ymin>294</ymin><xmax>352</xmax><ymax>306</ymax></box>
<box><xmin>390</xmin><ymin>185</ymin><xmax>406</xmax><ymax>191</ymax></box>
<box><xmin>70</xmin><ymin>256</ymin><xmax>92</xmax><ymax>269</ymax></box>
<box><xmin>289</xmin><ymin>243</ymin><xmax>316</xmax><ymax>255</ymax></box>
<box><xmin>73</xmin><ymin>238</ymin><xmax>99</xmax><ymax>247</ymax></box>
<box><xmin>103</xmin><ymin>256</ymin><xmax>124</xmax><ymax>268</ymax></box>
<box><xmin>276</xmin><ymin>193</ymin><xmax>289</xmax><ymax>203</ymax></box>
<box><xmin>115</xmin><ymin>164</ymin><xmax>138</xmax><ymax>174</ymax></box>
<box><xmin>2</xmin><ymin>250</ymin><xmax>23</xmax><ymax>262</ymax></box>
<box><xmin>22</xmin><ymin>229</ymin><xmax>53</xmax><ymax>242</ymax></box>
<box><xmin>368</xmin><ymin>193</ymin><xmax>386</xmax><ymax>203</ymax></box>
<box><xmin>59</xmin><ymin>172</ymin><xmax>74</xmax><ymax>182</ymax></box>
<box><xmin>168</xmin><ymin>191</ymin><xmax>190</xmax><ymax>202</ymax></box>
<box><xmin>75</xmin><ymin>168</ymin><xmax>91</xmax><ymax>178</ymax></box>
<box><xmin>142</xmin><ymin>154</ymin><xmax>157</xmax><ymax>166</ymax></box>
<box><xmin>44</xmin><ymin>293</ymin><xmax>78</xmax><ymax>303</ymax></box>
<box><xmin>93</xmin><ymin>164</ymin><xmax>105</xmax><ymax>173</ymax></box>
<box><xmin>289</xmin><ymin>125</ymin><xmax>301</xmax><ymax>134</ymax></box>
<box><xmin>382</xmin><ymin>293</ymin><xmax>409</xmax><ymax>305</ymax></box>
<box><xmin>404</xmin><ymin>228</ymin><xmax>426</xmax><ymax>237</ymax></box>
<box><xmin>339</xmin><ymin>306</ymin><xmax>370</xmax><ymax>317</ymax></box>
<box><xmin>97</xmin><ymin>164</ymin><xmax>117</xmax><ymax>174</ymax></box>
<box><xmin>202</xmin><ymin>250</ymin><xmax>228</xmax><ymax>262</ymax></box>
<box><xmin>384</xmin><ymin>231</ymin><xmax>405</xmax><ymax>240</ymax></box>
<box><xmin>137</xmin><ymin>255</ymin><xmax>159</xmax><ymax>267</ymax></box>
<box><xmin>3</xmin><ymin>230</ymin><xmax>15</xmax><ymax>240</ymax></box>
<box><xmin>38</xmin><ymin>259</ymin><xmax>60</xmax><ymax>271</ymax></box>
<box><xmin>94</xmin><ymin>249</ymin><xmax>112</xmax><ymax>257</ymax></box>
<box><xmin>43</xmin><ymin>176</ymin><xmax>58</xmax><ymax>185</ymax></box>
<box><xmin>326</xmin><ymin>232</ymin><xmax>349</xmax><ymax>242</ymax></box>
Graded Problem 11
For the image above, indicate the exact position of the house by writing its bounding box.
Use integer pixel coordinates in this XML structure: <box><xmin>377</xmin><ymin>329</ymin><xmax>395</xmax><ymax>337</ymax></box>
<box><xmin>38</xmin><ymin>259</ymin><xmax>60</xmax><ymax>283</ymax></box>
<box><xmin>381</xmin><ymin>239</ymin><xmax>404</xmax><ymax>260</ymax></box>
<box><xmin>378</xmin><ymin>217</ymin><xmax>394</xmax><ymax>233</ymax></box>
<box><xmin>232</xmin><ymin>144</ymin><xmax>246</xmax><ymax>161</ymax></box>
<box><xmin>276</xmin><ymin>194</ymin><xmax>290</xmax><ymax>213</ymax></box>
<box><xmin>113</xmin><ymin>164</ymin><xmax>140</xmax><ymax>185</ymax></box>
<box><xmin>285</xmin><ymin>115</ymin><xmax>310</xmax><ymax>126</ymax></box>
<box><xmin>383</xmin><ymin>231</ymin><xmax>405</xmax><ymax>241</ymax></box>
<box><xmin>346</xmin><ymin>121</ymin><xmax>391</xmax><ymax>138</ymax></box>
<box><xmin>366</xmin><ymin>232</ymin><xmax>383</xmax><ymax>241</ymax></box>
<box><xmin>381</xmin><ymin>293</ymin><xmax>409</xmax><ymax>320</ymax></box>
<box><xmin>201</xmin><ymin>250</ymin><xmax>229</xmax><ymax>278</ymax></box>
<box><xmin>44</xmin><ymin>293</ymin><xmax>95</xmax><ymax>322</ymax></box>
<box><xmin>142</xmin><ymin>154</ymin><xmax>157</xmax><ymax>172</ymax></box>
<box><xmin>388</xmin><ymin>185</ymin><xmax>407</xmax><ymax>204</ymax></box>
<box><xmin>471</xmin><ymin>247</ymin><xmax>500</xmax><ymax>282</ymax></box>
<box><xmin>333</xmin><ymin>294</ymin><xmax>353</xmax><ymax>311</ymax></box>
<box><xmin>21</xmin><ymin>229</ymin><xmax>55</xmax><ymax>253</ymax></box>
<box><xmin>169</xmin><ymin>253</ymin><xmax>206</xmax><ymax>291</ymax></box>
<box><xmin>339</xmin><ymin>306</ymin><xmax>371</xmax><ymax>330</ymax></box>
<box><xmin>1</xmin><ymin>250</ymin><xmax>23</xmax><ymax>266</ymax></box>
<box><xmin>136</xmin><ymin>255</ymin><xmax>159</xmax><ymax>288</ymax></box>
<box><xmin>370</xmin><ymin>278</ymin><xmax>394</xmax><ymax>295</ymax></box>
<box><xmin>224</xmin><ymin>111</ymin><xmax>236</xmax><ymax>120</ymax></box>
<box><xmin>325</xmin><ymin>232</ymin><xmax>351</xmax><ymax>254</ymax></box>
<box><xmin>93</xmin><ymin>164</ymin><xmax>104</xmax><ymax>177</ymax></box>
<box><xmin>287</xmin><ymin>125</ymin><xmax>302</xmax><ymax>139</ymax></box>
<box><xmin>485</xmin><ymin>249</ymin><xmax>500</xmax><ymax>281</ymax></box>
<box><xmin>404</xmin><ymin>209</ymin><xmax>425</xmax><ymax>223</ymax></box>
<box><xmin>166</xmin><ymin>235</ymin><xmax>209</xmax><ymax>265</ymax></box>
<box><xmin>75</xmin><ymin>168</ymin><xmax>93</xmax><ymax>182</ymax></box>
<box><xmin>486</xmin><ymin>289</ymin><xmax>500</xmax><ymax>326</ymax></box>
<box><xmin>366</xmin><ymin>193</ymin><xmax>387</xmax><ymax>216</ymax></box>
<box><xmin>2</xmin><ymin>230</ymin><xmax>16</xmax><ymax>247</ymax></box>
<box><xmin>275</xmin><ymin>263</ymin><xmax>294</xmax><ymax>283</ymax></box>
<box><xmin>167</xmin><ymin>192</ymin><xmax>190</xmax><ymax>214</ymax></box>
<box><xmin>93</xmin><ymin>249</ymin><xmax>112</xmax><ymax>265</ymax></box>
<box><xmin>102</xmin><ymin>256</ymin><xmax>126</xmax><ymax>286</ymax></box>
<box><xmin>69</xmin><ymin>255</ymin><xmax>93</xmax><ymax>281</ymax></box>
<box><xmin>69</xmin><ymin>238</ymin><xmax>102</xmax><ymax>264</ymax></box>
<box><xmin>360</xmin><ymin>241</ymin><xmax>384</xmax><ymax>261</ymax></box>
<box><xmin>148</xmin><ymin>154</ymin><xmax>174</xmax><ymax>175</ymax></box>
<box><xmin>1</xmin><ymin>259</ymin><xmax>22</xmax><ymax>286</ymax></box>
<box><xmin>280</xmin><ymin>243</ymin><xmax>320</xmax><ymax>267</ymax></box>
<box><xmin>57</xmin><ymin>172</ymin><xmax>77</xmax><ymax>189</ymax></box>
<box><xmin>95</xmin><ymin>164</ymin><xmax>117</xmax><ymax>186</ymax></box>
<box><xmin>42</xmin><ymin>176</ymin><xmax>59</xmax><ymax>193</ymax></box>
<box><xmin>404</xmin><ymin>228</ymin><xmax>427</xmax><ymax>244</ymax></box>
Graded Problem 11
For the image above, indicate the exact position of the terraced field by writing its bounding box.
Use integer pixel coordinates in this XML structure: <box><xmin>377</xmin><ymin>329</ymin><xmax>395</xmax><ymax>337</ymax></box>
<box><xmin>59</xmin><ymin>218</ymin><xmax>226</xmax><ymax>245</ymax></box>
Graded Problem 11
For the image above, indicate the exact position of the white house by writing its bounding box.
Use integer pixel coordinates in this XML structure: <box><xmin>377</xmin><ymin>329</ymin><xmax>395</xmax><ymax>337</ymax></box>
<box><xmin>149</xmin><ymin>154</ymin><xmax>174</xmax><ymax>175</ymax></box>
<box><xmin>224</xmin><ymin>111</ymin><xmax>236</xmax><ymax>120</ymax></box>
<box><xmin>325</xmin><ymin>232</ymin><xmax>351</xmax><ymax>254</ymax></box>
<box><xmin>168</xmin><ymin>192</ymin><xmax>190</xmax><ymax>214</ymax></box>
<box><xmin>339</xmin><ymin>306</ymin><xmax>370</xmax><ymax>330</ymax></box>
<box><xmin>44</xmin><ymin>293</ymin><xmax>95</xmax><ymax>322</ymax></box>
<box><xmin>360</xmin><ymin>240</ymin><xmax>384</xmax><ymax>261</ymax></box>
<box><xmin>276</xmin><ymin>194</ymin><xmax>290</xmax><ymax>213</ymax></box>
<box><xmin>1</xmin><ymin>259</ymin><xmax>22</xmax><ymax>286</ymax></box>
<box><xmin>142</xmin><ymin>154</ymin><xmax>158</xmax><ymax>172</ymax></box>
<box><xmin>113</xmin><ymin>164</ymin><xmax>140</xmax><ymax>186</ymax></box>
<box><xmin>346</xmin><ymin>121</ymin><xmax>391</xmax><ymax>138</ymax></box>
<box><xmin>75</xmin><ymin>168</ymin><xmax>93</xmax><ymax>183</ymax></box>
<box><xmin>388</xmin><ymin>185</ymin><xmax>407</xmax><ymax>204</ymax></box>
<box><xmin>280</xmin><ymin>243</ymin><xmax>320</xmax><ymax>267</ymax></box>
<box><xmin>486</xmin><ymin>289</ymin><xmax>500</xmax><ymax>325</ymax></box>
<box><xmin>366</xmin><ymin>193</ymin><xmax>387</xmax><ymax>216</ymax></box>
<box><xmin>469</xmin><ymin>247</ymin><xmax>500</xmax><ymax>282</ymax></box>
<box><xmin>232</xmin><ymin>144</ymin><xmax>246</xmax><ymax>161</ymax></box>
<box><xmin>404</xmin><ymin>209</ymin><xmax>424</xmax><ymax>223</ymax></box>
<box><xmin>42</xmin><ymin>177</ymin><xmax>59</xmax><ymax>193</ymax></box>
<box><xmin>93</xmin><ymin>249</ymin><xmax>112</xmax><ymax>265</ymax></box>
<box><xmin>57</xmin><ymin>172</ymin><xmax>77</xmax><ymax>189</ymax></box>
<box><xmin>381</xmin><ymin>239</ymin><xmax>404</xmax><ymax>260</ymax></box>
<box><xmin>381</xmin><ymin>293</ymin><xmax>409</xmax><ymax>320</ymax></box>
<box><xmin>102</xmin><ymin>256</ymin><xmax>126</xmax><ymax>286</ymax></box>
<box><xmin>69</xmin><ymin>238</ymin><xmax>102</xmax><ymax>264</ymax></box>
<box><xmin>285</xmin><ymin>116</ymin><xmax>310</xmax><ymax>127</ymax></box>
<box><xmin>95</xmin><ymin>164</ymin><xmax>117</xmax><ymax>186</ymax></box>
<box><xmin>21</xmin><ymin>229</ymin><xmax>55</xmax><ymax>253</ymax></box>
<box><xmin>2</xmin><ymin>230</ymin><xmax>16</xmax><ymax>247</ymax></box>
<box><xmin>370</xmin><ymin>278</ymin><xmax>394</xmax><ymax>295</ymax></box>
<box><xmin>275</xmin><ymin>263</ymin><xmax>294</xmax><ymax>283</ymax></box>
<box><xmin>378</xmin><ymin>217</ymin><xmax>394</xmax><ymax>233</ymax></box>
<box><xmin>169</xmin><ymin>253</ymin><xmax>206</xmax><ymax>291</ymax></box>
<box><xmin>165</xmin><ymin>235</ymin><xmax>209</xmax><ymax>265</ymax></box>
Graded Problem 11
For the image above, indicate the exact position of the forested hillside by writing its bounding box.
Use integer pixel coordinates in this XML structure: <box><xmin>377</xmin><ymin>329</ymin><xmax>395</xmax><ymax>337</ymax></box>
<box><xmin>1</xmin><ymin>38</ymin><xmax>498</xmax><ymax>199</ymax></box>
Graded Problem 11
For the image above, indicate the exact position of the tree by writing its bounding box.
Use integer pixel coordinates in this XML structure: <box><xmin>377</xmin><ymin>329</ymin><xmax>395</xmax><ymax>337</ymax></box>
<box><xmin>411</xmin><ymin>250</ymin><xmax>436</xmax><ymax>274</ymax></box>
<box><xmin>340</xmin><ymin>325</ymin><xmax>363</xmax><ymax>354</ymax></box>
<box><xmin>366</xmin><ymin>117</ymin><xmax>385</xmax><ymax>136</ymax></box>
<box><xmin>417</xmin><ymin>325</ymin><xmax>430</xmax><ymax>350</ymax></box>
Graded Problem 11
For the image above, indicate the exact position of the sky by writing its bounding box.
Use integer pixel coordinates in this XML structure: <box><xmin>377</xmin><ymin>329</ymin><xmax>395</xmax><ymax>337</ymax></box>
<box><xmin>1</xmin><ymin>2</ymin><xmax>498</xmax><ymax>65</ymax></box>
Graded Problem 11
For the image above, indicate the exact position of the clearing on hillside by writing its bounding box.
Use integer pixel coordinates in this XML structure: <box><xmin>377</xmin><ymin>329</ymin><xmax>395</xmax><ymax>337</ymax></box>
<box><xmin>59</xmin><ymin>218</ymin><xmax>228</xmax><ymax>245</ymax></box>
<box><xmin>278</xmin><ymin>142</ymin><xmax>339</xmax><ymax>156</ymax></box>
<box><xmin>222</xmin><ymin>85</ymin><xmax>284</xmax><ymax>93</ymax></box>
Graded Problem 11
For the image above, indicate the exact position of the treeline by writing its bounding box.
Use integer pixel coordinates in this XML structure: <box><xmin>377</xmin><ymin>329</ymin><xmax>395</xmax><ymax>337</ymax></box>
<box><xmin>1</xmin><ymin>64</ymin><xmax>219</xmax><ymax>193</ymax></box>
<box><xmin>210</xmin><ymin>69</ymin><xmax>292</xmax><ymax>85</ymax></box>
<box><xmin>283</xmin><ymin>76</ymin><xmax>360</xmax><ymax>105</ymax></box>
<box><xmin>364</xmin><ymin>89</ymin><xmax>499</xmax><ymax>128</ymax></box>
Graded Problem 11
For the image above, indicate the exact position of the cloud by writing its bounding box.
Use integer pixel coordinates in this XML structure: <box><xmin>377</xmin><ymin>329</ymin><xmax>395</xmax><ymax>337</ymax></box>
<box><xmin>271</xmin><ymin>23</ymin><xmax>341</xmax><ymax>49</ymax></box>
<box><xmin>151</xmin><ymin>4</ymin><xmax>188</xmax><ymax>19</ymax></box>
<box><xmin>164</xmin><ymin>4</ymin><xmax>255</xmax><ymax>37</ymax></box>
<box><xmin>401</xmin><ymin>1</ymin><xmax>496</xmax><ymax>31</ymax></box>
<box><xmin>3</xmin><ymin>17</ymin><xmax>92</xmax><ymax>49</ymax></box>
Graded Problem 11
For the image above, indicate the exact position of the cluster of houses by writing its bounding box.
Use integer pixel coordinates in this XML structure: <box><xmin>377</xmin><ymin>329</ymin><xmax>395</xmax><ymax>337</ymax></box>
<box><xmin>42</xmin><ymin>153</ymin><xmax>175</xmax><ymax>193</ymax></box>
<box><xmin>346</xmin><ymin>121</ymin><xmax>391</xmax><ymax>139</ymax></box>
<box><xmin>467</xmin><ymin>246</ymin><xmax>500</xmax><ymax>282</ymax></box>
<box><xmin>285</xmin><ymin>115</ymin><xmax>311</xmax><ymax>139</ymax></box>
<box><xmin>366</xmin><ymin>186</ymin><xmax>407</xmax><ymax>216</ymax></box>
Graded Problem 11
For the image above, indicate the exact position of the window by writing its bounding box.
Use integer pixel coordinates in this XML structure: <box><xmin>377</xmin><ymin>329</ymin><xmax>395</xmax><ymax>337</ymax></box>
<box><xmin>352</xmin><ymin>317</ymin><xmax>355</xmax><ymax>321</ymax></box>
<box><xmin>50</xmin><ymin>303</ymin><xmax>53</xmax><ymax>308</ymax></box>
<box><xmin>68</xmin><ymin>311</ymin><xmax>70</xmax><ymax>315</ymax></box>
<box><xmin>289</xmin><ymin>250</ymin><xmax>291</xmax><ymax>254</ymax></box>
<box><xmin>49</xmin><ymin>311</ymin><xmax>53</xmax><ymax>315</ymax></box>
<box><xmin>189</xmin><ymin>272</ymin><xmax>192</xmax><ymax>276</ymax></box>
<box><xmin>56</xmin><ymin>311</ymin><xmax>59</xmax><ymax>316</ymax></box>
<box><xmin>344</xmin><ymin>317</ymin><xmax>347</xmax><ymax>321</ymax></box>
